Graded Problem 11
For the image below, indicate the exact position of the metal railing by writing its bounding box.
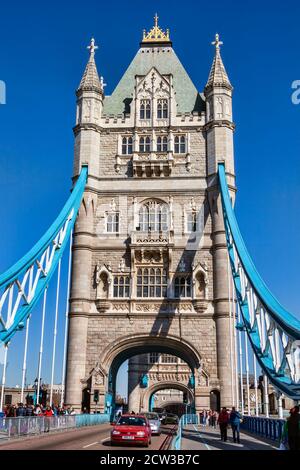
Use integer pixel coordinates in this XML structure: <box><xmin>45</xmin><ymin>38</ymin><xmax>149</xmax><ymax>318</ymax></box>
<box><xmin>241</xmin><ymin>416</ymin><xmax>285</xmax><ymax>442</ymax></box>
<box><xmin>0</xmin><ymin>413</ymin><xmax>110</xmax><ymax>440</ymax></box>
<box><xmin>172</xmin><ymin>414</ymin><xmax>199</xmax><ymax>450</ymax></box>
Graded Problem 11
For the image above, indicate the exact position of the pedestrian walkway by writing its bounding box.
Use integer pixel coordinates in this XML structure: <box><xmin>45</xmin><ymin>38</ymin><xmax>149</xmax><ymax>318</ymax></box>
<box><xmin>181</xmin><ymin>424</ymin><xmax>279</xmax><ymax>451</ymax></box>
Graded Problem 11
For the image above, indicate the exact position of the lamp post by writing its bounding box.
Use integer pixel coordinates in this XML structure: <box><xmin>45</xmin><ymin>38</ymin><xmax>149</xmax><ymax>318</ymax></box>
<box><xmin>33</xmin><ymin>377</ymin><xmax>38</xmax><ymax>405</ymax></box>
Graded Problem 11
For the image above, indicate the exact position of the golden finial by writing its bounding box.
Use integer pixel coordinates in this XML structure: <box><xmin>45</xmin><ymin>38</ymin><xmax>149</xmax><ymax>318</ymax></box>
<box><xmin>142</xmin><ymin>14</ymin><xmax>171</xmax><ymax>43</ymax></box>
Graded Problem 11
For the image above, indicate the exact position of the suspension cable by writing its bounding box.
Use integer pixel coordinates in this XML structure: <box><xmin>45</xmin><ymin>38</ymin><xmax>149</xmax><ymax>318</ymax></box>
<box><xmin>244</xmin><ymin>331</ymin><xmax>251</xmax><ymax>415</ymax></box>
<box><xmin>253</xmin><ymin>354</ymin><xmax>259</xmax><ymax>416</ymax></box>
<box><xmin>37</xmin><ymin>288</ymin><xmax>47</xmax><ymax>404</ymax></box>
<box><xmin>60</xmin><ymin>231</ymin><xmax>73</xmax><ymax>407</ymax></box>
<box><xmin>0</xmin><ymin>344</ymin><xmax>9</xmax><ymax>412</ymax></box>
<box><xmin>227</xmin><ymin>255</ymin><xmax>235</xmax><ymax>407</ymax></box>
<box><xmin>50</xmin><ymin>259</ymin><xmax>61</xmax><ymax>406</ymax></box>
<box><xmin>238</xmin><ymin>305</ymin><xmax>244</xmax><ymax>414</ymax></box>
<box><xmin>232</xmin><ymin>276</ymin><xmax>239</xmax><ymax>409</ymax></box>
<box><xmin>20</xmin><ymin>315</ymin><xmax>30</xmax><ymax>403</ymax></box>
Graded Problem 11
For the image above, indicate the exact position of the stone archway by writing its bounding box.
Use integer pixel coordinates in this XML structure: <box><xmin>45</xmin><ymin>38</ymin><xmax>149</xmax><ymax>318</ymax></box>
<box><xmin>93</xmin><ymin>333</ymin><xmax>202</xmax><ymax>415</ymax></box>
<box><xmin>141</xmin><ymin>381</ymin><xmax>194</xmax><ymax>413</ymax></box>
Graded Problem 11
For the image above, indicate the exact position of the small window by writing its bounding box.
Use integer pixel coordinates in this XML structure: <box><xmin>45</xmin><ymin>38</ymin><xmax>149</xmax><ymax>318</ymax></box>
<box><xmin>157</xmin><ymin>136</ymin><xmax>168</xmax><ymax>152</ymax></box>
<box><xmin>113</xmin><ymin>276</ymin><xmax>130</xmax><ymax>297</ymax></box>
<box><xmin>140</xmin><ymin>99</ymin><xmax>151</xmax><ymax>120</ymax></box>
<box><xmin>174</xmin><ymin>135</ymin><xmax>186</xmax><ymax>154</ymax></box>
<box><xmin>4</xmin><ymin>395</ymin><xmax>12</xmax><ymax>405</ymax></box>
<box><xmin>174</xmin><ymin>276</ymin><xmax>192</xmax><ymax>298</ymax></box>
<box><xmin>149</xmin><ymin>352</ymin><xmax>160</xmax><ymax>364</ymax></box>
<box><xmin>106</xmin><ymin>212</ymin><xmax>119</xmax><ymax>233</ymax></box>
<box><xmin>187</xmin><ymin>212</ymin><xmax>197</xmax><ymax>232</ymax></box>
<box><xmin>139</xmin><ymin>136</ymin><xmax>151</xmax><ymax>153</ymax></box>
<box><xmin>157</xmin><ymin>99</ymin><xmax>168</xmax><ymax>119</ymax></box>
<box><xmin>122</xmin><ymin>136</ymin><xmax>133</xmax><ymax>155</ymax></box>
<box><xmin>161</xmin><ymin>354</ymin><xmax>177</xmax><ymax>364</ymax></box>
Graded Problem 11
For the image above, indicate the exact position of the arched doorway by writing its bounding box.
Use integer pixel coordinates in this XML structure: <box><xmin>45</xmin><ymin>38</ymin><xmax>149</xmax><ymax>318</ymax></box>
<box><xmin>145</xmin><ymin>382</ymin><xmax>194</xmax><ymax>416</ymax></box>
<box><xmin>95</xmin><ymin>333</ymin><xmax>201</xmax><ymax>418</ymax></box>
<box><xmin>210</xmin><ymin>389</ymin><xmax>220</xmax><ymax>412</ymax></box>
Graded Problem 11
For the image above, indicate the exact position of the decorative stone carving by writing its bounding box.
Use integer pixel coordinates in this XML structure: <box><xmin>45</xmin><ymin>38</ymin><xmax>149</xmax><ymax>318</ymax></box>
<box><xmin>119</xmin><ymin>259</ymin><xmax>125</xmax><ymax>272</ymax></box>
<box><xmin>178</xmin><ymin>259</ymin><xmax>186</xmax><ymax>272</ymax></box>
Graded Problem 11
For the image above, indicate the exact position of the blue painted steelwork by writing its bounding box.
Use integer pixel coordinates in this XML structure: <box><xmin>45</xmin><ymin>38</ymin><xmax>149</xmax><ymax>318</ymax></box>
<box><xmin>218</xmin><ymin>163</ymin><xmax>300</xmax><ymax>398</ymax></box>
<box><xmin>75</xmin><ymin>413</ymin><xmax>110</xmax><ymax>427</ymax></box>
<box><xmin>172</xmin><ymin>414</ymin><xmax>199</xmax><ymax>450</ymax></box>
<box><xmin>0</xmin><ymin>167</ymin><xmax>88</xmax><ymax>344</ymax></box>
<box><xmin>140</xmin><ymin>374</ymin><xmax>149</xmax><ymax>388</ymax></box>
<box><xmin>241</xmin><ymin>416</ymin><xmax>285</xmax><ymax>443</ymax></box>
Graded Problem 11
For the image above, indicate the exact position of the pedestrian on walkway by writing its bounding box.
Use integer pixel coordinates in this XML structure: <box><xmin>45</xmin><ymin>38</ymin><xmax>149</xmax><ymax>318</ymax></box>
<box><xmin>218</xmin><ymin>407</ymin><xmax>229</xmax><ymax>442</ymax></box>
<box><xmin>211</xmin><ymin>410</ymin><xmax>217</xmax><ymax>429</ymax></box>
<box><xmin>281</xmin><ymin>406</ymin><xmax>300</xmax><ymax>450</ymax></box>
<box><xmin>229</xmin><ymin>407</ymin><xmax>242</xmax><ymax>444</ymax></box>
<box><xmin>43</xmin><ymin>406</ymin><xmax>54</xmax><ymax>433</ymax></box>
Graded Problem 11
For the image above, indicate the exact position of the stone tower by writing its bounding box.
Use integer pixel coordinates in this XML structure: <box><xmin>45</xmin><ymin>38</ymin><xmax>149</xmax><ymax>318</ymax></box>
<box><xmin>65</xmin><ymin>17</ymin><xmax>236</xmax><ymax>414</ymax></box>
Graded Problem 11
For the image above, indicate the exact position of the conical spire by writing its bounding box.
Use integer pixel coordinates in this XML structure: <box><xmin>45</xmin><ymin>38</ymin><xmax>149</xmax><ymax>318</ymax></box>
<box><xmin>205</xmin><ymin>34</ymin><xmax>232</xmax><ymax>91</ymax></box>
<box><xmin>78</xmin><ymin>38</ymin><xmax>103</xmax><ymax>93</ymax></box>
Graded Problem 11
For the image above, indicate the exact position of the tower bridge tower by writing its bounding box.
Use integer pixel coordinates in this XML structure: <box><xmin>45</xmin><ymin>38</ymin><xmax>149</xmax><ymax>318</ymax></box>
<box><xmin>65</xmin><ymin>17</ymin><xmax>236</xmax><ymax>413</ymax></box>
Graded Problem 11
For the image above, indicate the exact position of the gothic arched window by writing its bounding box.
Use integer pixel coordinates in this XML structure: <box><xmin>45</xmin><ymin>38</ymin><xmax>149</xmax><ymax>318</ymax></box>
<box><xmin>140</xmin><ymin>99</ymin><xmax>151</xmax><ymax>119</ymax></box>
<box><xmin>138</xmin><ymin>201</ymin><xmax>169</xmax><ymax>232</ymax></box>
<box><xmin>174</xmin><ymin>276</ymin><xmax>192</xmax><ymax>298</ymax></box>
<box><xmin>122</xmin><ymin>136</ymin><xmax>133</xmax><ymax>155</ymax></box>
<box><xmin>157</xmin><ymin>99</ymin><xmax>168</xmax><ymax>119</ymax></box>
<box><xmin>174</xmin><ymin>135</ymin><xmax>186</xmax><ymax>154</ymax></box>
<box><xmin>139</xmin><ymin>136</ymin><xmax>151</xmax><ymax>153</ymax></box>
<box><xmin>157</xmin><ymin>136</ymin><xmax>168</xmax><ymax>152</ymax></box>
<box><xmin>113</xmin><ymin>276</ymin><xmax>130</xmax><ymax>297</ymax></box>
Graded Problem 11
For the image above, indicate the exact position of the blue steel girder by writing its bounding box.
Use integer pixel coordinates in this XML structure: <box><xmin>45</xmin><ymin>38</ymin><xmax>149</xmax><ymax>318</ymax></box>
<box><xmin>218</xmin><ymin>163</ymin><xmax>300</xmax><ymax>399</ymax></box>
<box><xmin>0</xmin><ymin>166</ymin><xmax>88</xmax><ymax>344</ymax></box>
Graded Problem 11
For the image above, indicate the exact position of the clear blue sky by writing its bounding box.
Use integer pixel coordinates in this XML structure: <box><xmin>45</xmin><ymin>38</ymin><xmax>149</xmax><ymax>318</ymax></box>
<box><xmin>0</xmin><ymin>1</ymin><xmax>299</xmax><ymax>397</ymax></box>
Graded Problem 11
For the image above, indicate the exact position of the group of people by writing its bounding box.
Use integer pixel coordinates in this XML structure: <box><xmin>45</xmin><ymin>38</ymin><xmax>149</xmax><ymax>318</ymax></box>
<box><xmin>200</xmin><ymin>407</ymin><xmax>242</xmax><ymax>443</ymax></box>
<box><xmin>200</xmin><ymin>405</ymin><xmax>300</xmax><ymax>450</ymax></box>
<box><xmin>199</xmin><ymin>409</ymin><xmax>218</xmax><ymax>428</ymax></box>
<box><xmin>3</xmin><ymin>403</ymin><xmax>77</xmax><ymax>418</ymax></box>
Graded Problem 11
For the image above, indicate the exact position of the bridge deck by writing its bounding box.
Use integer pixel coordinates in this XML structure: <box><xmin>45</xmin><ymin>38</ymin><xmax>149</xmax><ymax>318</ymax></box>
<box><xmin>181</xmin><ymin>424</ymin><xmax>279</xmax><ymax>451</ymax></box>
<box><xmin>0</xmin><ymin>423</ymin><xmax>173</xmax><ymax>451</ymax></box>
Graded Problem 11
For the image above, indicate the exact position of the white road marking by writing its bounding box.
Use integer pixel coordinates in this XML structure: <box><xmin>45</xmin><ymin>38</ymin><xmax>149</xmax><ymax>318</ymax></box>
<box><xmin>193</xmin><ymin>424</ymin><xmax>211</xmax><ymax>450</ymax></box>
<box><xmin>82</xmin><ymin>441</ymin><xmax>98</xmax><ymax>448</ymax></box>
<box><xmin>101</xmin><ymin>437</ymin><xmax>111</xmax><ymax>444</ymax></box>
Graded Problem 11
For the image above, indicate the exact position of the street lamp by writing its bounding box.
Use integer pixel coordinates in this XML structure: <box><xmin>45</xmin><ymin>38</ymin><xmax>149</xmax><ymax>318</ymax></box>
<box><xmin>33</xmin><ymin>378</ymin><xmax>38</xmax><ymax>405</ymax></box>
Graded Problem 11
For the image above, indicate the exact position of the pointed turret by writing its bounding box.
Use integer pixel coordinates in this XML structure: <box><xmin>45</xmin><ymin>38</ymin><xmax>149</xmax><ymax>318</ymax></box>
<box><xmin>78</xmin><ymin>38</ymin><xmax>103</xmax><ymax>93</ymax></box>
<box><xmin>205</xmin><ymin>34</ymin><xmax>232</xmax><ymax>91</ymax></box>
<box><xmin>204</xmin><ymin>34</ymin><xmax>235</xmax><ymax>178</ymax></box>
<box><xmin>74</xmin><ymin>38</ymin><xmax>104</xmax><ymax>177</ymax></box>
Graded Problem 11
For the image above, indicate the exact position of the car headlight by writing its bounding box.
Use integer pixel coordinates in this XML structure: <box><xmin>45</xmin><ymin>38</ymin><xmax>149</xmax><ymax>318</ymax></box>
<box><xmin>112</xmin><ymin>430</ymin><xmax>121</xmax><ymax>435</ymax></box>
<box><xmin>136</xmin><ymin>431</ymin><xmax>145</xmax><ymax>437</ymax></box>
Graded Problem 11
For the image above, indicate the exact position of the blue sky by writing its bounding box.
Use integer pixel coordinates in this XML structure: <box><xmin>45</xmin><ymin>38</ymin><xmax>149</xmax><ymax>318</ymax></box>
<box><xmin>0</xmin><ymin>1</ymin><xmax>299</xmax><ymax>397</ymax></box>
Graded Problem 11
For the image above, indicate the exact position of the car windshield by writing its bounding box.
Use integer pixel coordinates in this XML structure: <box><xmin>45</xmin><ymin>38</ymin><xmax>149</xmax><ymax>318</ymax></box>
<box><xmin>144</xmin><ymin>413</ymin><xmax>159</xmax><ymax>420</ymax></box>
<box><xmin>117</xmin><ymin>417</ymin><xmax>146</xmax><ymax>426</ymax></box>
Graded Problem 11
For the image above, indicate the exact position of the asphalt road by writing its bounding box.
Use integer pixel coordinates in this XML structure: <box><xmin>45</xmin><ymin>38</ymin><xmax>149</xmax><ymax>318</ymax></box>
<box><xmin>0</xmin><ymin>423</ymin><xmax>173</xmax><ymax>450</ymax></box>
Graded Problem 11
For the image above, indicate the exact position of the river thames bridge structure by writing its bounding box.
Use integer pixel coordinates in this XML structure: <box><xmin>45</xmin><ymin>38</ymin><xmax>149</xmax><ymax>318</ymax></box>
<box><xmin>0</xmin><ymin>17</ymin><xmax>299</xmax><ymax>434</ymax></box>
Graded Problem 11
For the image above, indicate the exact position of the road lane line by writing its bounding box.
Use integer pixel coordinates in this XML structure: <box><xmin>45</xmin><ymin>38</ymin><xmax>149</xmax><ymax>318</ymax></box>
<box><xmin>82</xmin><ymin>441</ymin><xmax>98</xmax><ymax>449</ymax></box>
<box><xmin>101</xmin><ymin>437</ymin><xmax>111</xmax><ymax>444</ymax></box>
<box><xmin>192</xmin><ymin>424</ymin><xmax>211</xmax><ymax>450</ymax></box>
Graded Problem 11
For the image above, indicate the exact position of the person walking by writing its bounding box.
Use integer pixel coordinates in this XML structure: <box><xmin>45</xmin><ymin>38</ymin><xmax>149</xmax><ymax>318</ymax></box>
<box><xmin>211</xmin><ymin>410</ymin><xmax>217</xmax><ymax>429</ymax></box>
<box><xmin>43</xmin><ymin>406</ymin><xmax>54</xmax><ymax>432</ymax></box>
<box><xmin>218</xmin><ymin>407</ymin><xmax>229</xmax><ymax>442</ymax></box>
<box><xmin>229</xmin><ymin>407</ymin><xmax>242</xmax><ymax>443</ymax></box>
<box><xmin>281</xmin><ymin>406</ymin><xmax>300</xmax><ymax>450</ymax></box>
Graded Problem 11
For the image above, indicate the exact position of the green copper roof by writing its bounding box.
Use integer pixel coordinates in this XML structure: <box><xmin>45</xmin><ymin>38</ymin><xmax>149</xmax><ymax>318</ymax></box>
<box><xmin>103</xmin><ymin>47</ymin><xmax>205</xmax><ymax>116</ymax></box>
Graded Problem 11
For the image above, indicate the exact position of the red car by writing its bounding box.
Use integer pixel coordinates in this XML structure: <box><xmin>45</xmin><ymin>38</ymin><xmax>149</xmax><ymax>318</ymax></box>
<box><xmin>110</xmin><ymin>414</ymin><xmax>152</xmax><ymax>447</ymax></box>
